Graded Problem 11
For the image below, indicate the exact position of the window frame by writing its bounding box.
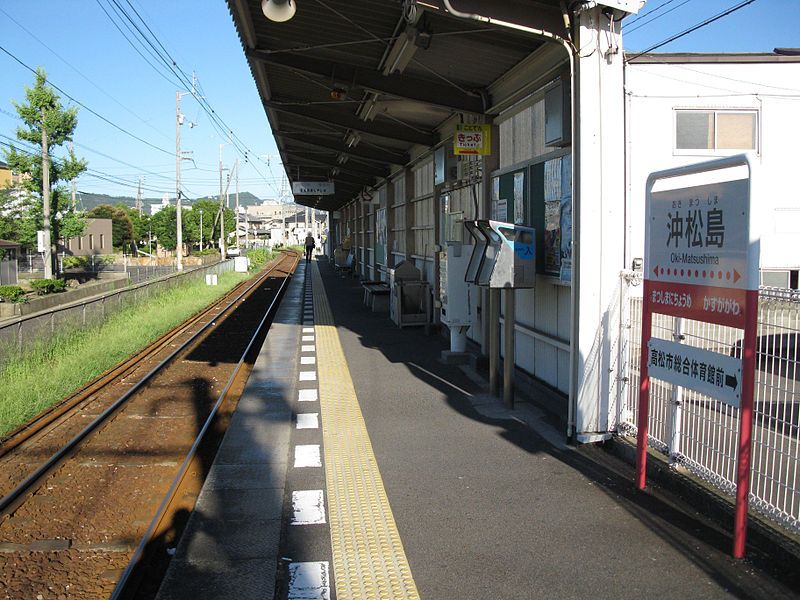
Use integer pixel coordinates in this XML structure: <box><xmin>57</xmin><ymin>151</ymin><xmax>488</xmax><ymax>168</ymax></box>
<box><xmin>673</xmin><ymin>108</ymin><xmax>759</xmax><ymax>157</ymax></box>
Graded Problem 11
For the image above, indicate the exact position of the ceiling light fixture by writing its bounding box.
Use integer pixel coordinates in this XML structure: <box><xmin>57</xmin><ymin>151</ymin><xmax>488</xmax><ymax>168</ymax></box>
<box><xmin>262</xmin><ymin>0</ymin><xmax>296</xmax><ymax>22</ymax></box>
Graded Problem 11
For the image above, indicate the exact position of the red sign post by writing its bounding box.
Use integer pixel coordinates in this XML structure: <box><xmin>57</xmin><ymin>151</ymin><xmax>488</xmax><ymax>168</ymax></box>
<box><xmin>636</xmin><ymin>155</ymin><xmax>758</xmax><ymax>558</ymax></box>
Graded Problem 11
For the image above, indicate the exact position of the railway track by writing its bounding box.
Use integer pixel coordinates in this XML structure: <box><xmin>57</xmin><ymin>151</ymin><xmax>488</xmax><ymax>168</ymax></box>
<box><xmin>0</xmin><ymin>250</ymin><xmax>300</xmax><ymax>600</ymax></box>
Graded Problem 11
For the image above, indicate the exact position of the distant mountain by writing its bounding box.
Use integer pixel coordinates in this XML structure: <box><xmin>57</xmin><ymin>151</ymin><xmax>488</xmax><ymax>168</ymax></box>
<box><xmin>77</xmin><ymin>190</ymin><xmax>267</xmax><ymax>211</ymax></box>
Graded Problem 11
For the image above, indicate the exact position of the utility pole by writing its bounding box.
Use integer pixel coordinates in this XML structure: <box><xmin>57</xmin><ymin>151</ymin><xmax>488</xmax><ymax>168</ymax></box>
<box><xmin>175</xmin><ymin>78</ymin><xmax>198</xmax><ymax>271</ymax></box>
<box><xmin>70</xmin><ymin>140</ymin><xmax>77</xmax><ymax>210</ymax></box>
<box><xmin>219</xmin><ymin>143</ymin><xmax>227</xmax><ymax>260</ymax></box>
<box><xmin>135</xmin><ymin>176</ymin><xmax>143</xmax><ymax>216</ymax></box>
<box><xmin>41</xmin><ymin>108</ymin><xmax>53</xmax><ymax>279</ymax></box>
<box><xmin>176</xmin><ymin>91</ymin><xmax>184</xmax><ymax>271</ymax></box>
<box><xmin>235</xmin><ymin>158</ymin><xmax>240</xmax><ymax>249</ymax></box>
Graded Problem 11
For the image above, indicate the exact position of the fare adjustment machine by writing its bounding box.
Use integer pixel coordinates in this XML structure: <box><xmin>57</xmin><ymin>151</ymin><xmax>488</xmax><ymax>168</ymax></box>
<box><xmin>465</xmin><ymin>220</ymin><xmax>536</xmax><ymax>407</ymax></box>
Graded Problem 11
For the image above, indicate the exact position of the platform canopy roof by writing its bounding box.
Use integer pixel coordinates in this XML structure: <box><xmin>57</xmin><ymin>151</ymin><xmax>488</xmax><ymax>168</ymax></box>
<box><xmin>228</xmin><ymin>0</ymin><xmax>572</xmax><ymax>211</ymax></box>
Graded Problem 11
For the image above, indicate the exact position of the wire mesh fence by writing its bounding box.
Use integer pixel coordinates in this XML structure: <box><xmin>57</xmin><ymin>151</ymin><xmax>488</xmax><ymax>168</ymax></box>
<box><xmin>618</xmin><ymin>272</ymin><xmax>800</xmax><ymax>534</ymax></box>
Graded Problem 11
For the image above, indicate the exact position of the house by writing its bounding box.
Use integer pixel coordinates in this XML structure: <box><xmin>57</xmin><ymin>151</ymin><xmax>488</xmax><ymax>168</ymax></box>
<box><xmin>625</xmin><ymin>50</ymin><xmax>800</xmax><ymax>288</ymax></box>
<box><xmin>0</xmin><ymin>161</ymin><xmax>22</xmax><ymax>189</ymax></box>
<box><xmin>59</xmin><ymin>218</ymin><xmax>113</xmax><ymax>256</ymax></box>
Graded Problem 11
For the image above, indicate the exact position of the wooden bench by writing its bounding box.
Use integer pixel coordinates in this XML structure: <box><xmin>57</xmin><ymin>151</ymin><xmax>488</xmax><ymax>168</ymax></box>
<box><xmin>362</xmin><ymin>282</ymin><xmax>390</xmax><ymax>312</ymax></box>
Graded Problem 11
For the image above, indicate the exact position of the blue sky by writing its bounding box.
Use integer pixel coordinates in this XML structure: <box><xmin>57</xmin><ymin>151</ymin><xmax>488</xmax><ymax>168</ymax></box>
<box><xmin>1</xmin><ymin>1</ymin><xmax>797</xmax><ymax>203</ymax></box>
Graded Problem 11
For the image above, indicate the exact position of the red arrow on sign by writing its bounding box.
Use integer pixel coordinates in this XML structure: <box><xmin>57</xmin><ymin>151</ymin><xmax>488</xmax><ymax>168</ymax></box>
<box><xmin>733</xmin><ymin>269</ymin><xmax>741</xmax><ymax>284</ymax></box>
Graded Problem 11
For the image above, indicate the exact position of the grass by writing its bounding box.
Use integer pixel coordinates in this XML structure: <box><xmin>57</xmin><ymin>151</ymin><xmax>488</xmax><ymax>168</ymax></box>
<box><xmin>0</xmin><ymin>270</ymin><xmax>250</xmax><ymax>438</ymax></box>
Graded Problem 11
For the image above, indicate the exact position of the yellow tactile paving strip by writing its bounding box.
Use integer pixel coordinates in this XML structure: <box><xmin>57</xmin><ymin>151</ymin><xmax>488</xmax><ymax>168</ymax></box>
<box><xmin>311</xmin><ymin>263</ymin><xmax>420</xmax><ymax>600</ymax></box>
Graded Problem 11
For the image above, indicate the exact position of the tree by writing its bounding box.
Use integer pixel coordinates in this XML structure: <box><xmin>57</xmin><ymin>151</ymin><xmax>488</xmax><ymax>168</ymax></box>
<box><xmin>151</xmin><ymin>205</ymin><xmax>177</xmax><ymax>251</ymax></box>
<box><xmin>122</xmin><ymin>206</ymin><xmax>151</xmax><ymax>251</ymax></box>
<box><xmin>185</xmin><ymin>198</ymin><xmax>220</xmax><ymax>251</ymax></box>
<box><xmin>3</xmin><ymin>67</ymin><xmax>87</xmax><ymax>277</ymax></box>
<box><xmin>87</xmin><ymin>203</ymin><xmax>133</xmax><ymax>249</ymax></box>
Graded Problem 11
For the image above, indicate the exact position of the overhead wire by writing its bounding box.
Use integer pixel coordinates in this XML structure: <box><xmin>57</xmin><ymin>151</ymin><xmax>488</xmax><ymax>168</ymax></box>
<box><xmin>626</xmin><ymin>0</ymin><xmax>759</xmax><ymax>62</ymax></box>
<box><xmin>0</xmin><ymin>44</ymin><xmax>174</xmax><ymax>157</ymax></box>
<box><xmin>623</xmin><ymin>0</ymin><xmax>686</xmax><ymax>28</ymax></box>
<box><xmin>623</xmin><ymin>0</ymin><xmax>693</xmax><ymax>36</ymax></box>
<box><xmin>0</xmin><ymin>4</ymin><xmax>172</xmax><ymax>144</ymax></box>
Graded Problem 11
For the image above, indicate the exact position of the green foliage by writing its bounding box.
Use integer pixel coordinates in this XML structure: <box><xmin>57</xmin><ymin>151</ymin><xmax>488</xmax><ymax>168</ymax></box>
<box><xmin>245</xmin><ymin>248</ymin><xmax>275</xmax><ymax>271</ymax></box>
<box><xmin>62</xmin><ymin>255</ymin><xmax>113</xmax><ymax>269</ymax></box>
<box><xmin>184</xmin><ymin>199</ymin><xmax>221</xmax><ymax>249</ymax></box>
<box><xmin>0</xmin><ymin>271</ymin><xmax>249</xmax><ymax>436</ymax></box>
<box><xmin>88</xmin><ymin>203</ymin><xmax>133</xmax><ymax>249</ymax></box>
<box><xmin>0</xmin><ymin>286</ymin><xmax>26</xmax><ymax>303</ymax></box>
<box><xmin>150</xmin><ymin>205</ymin><xmax>177</xmax><ymax>250</ymax></box>
<box><xmin>2</xmin><ymin>67</ymin><xmax>88</xmax><ymax>254</ymax></box>
<box><xmin>124</xmin><ymin>206</ymin><xmax>150</xmax><ymax>249</ymax></box>
<box><xmin>29</xmin><ymin>278</ymin><xmax>66</xmax><ymax>295</ymax></box>
<box><xmin>193</xmin><ymin>248</ymin><xmax>219</xmax><ymax>257</ymax></box>
<box><xmin>56</xmin><ymin>207</ymin><xmax>87</xmax><ymax>241</ymax></box>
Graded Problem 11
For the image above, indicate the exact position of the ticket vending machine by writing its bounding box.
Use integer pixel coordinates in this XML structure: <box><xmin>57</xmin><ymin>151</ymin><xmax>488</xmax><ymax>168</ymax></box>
<box><xmin>465</xmin><ymin>220</ymin><xmax>536</xmax><ymax>289</ymax></box>
<box><xmin>465</xmin><ymin>220</ymin><xmax>535</xmax><ymax>407</ymax></box>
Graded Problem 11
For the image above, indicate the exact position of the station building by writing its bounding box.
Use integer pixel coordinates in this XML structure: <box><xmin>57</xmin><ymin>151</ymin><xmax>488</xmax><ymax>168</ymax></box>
<box><xmin>228</xmin><ymin>1</ymin><xmax>797</xmax><ymax>443</ymax></box>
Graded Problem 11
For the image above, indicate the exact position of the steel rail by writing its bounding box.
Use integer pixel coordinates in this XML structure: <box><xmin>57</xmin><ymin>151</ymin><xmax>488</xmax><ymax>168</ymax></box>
<box><xmin>110</xmin><ymin>251</ymin><xmax>301</xmax><ymax>600</ymax></box>
<box><xmin>0</xmin><ymin>252</ymin><xmax>297</xmax><ymax>516</ymax></box>
<box><xmin>0</xmin><ymin>273</ymin><xmax>255</xmax><ymax>457</ymax></box>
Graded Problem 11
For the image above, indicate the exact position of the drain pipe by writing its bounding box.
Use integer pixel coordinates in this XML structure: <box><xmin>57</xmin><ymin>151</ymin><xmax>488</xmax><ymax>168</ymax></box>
<box><xmin>441</xmin><ymin>0</ymin><xmax>579</xmax><ymax>441</ymax></box>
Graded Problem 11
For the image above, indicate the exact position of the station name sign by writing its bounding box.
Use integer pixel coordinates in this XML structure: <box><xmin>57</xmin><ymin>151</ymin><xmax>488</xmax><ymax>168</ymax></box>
<box><xmin>646</xmin><ymin>179</ymin><xmax>750</xmax><ymax>328</ymax></box>
<box><xmin>292</xmin><ymin>181</ymin><xmax>334</xmax><ymax>196</ymax></box>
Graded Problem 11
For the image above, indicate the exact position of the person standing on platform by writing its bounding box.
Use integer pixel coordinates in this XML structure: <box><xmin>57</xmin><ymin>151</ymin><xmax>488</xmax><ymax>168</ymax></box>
<box><xmin>304</xmin><ymin>232</ymin><xmax>315</xmax><ymax>263</ymax></box>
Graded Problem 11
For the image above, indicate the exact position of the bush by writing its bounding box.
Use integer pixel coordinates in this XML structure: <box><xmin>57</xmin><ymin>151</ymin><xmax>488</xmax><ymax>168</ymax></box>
<box><xmin>62</xmin><ymin>256</ymin><xmax>90</xmax><ymax>269</ymax></box>
<box><xmin>62</xmin><ymin>255</ymin><xmax>115</xmax><ymax>270</ymax></box>
<box><xmin>245</xmin><ymin>248</ymin><xmax>275</xmax><ymax>271</ymax></box>
<box><xmin>29</xmin><ymin>278</ymin><xmax>66</xmax><ymax>295</ymax></box>
<box><xmin>0</xmin><ymin>285</ymin><xmax>26</xmax><ymax>302</ymax></box>
<box><xmin>194</xmin><ymin>248</ymin><xmax>219</xmax><ymax>257</ymax></box>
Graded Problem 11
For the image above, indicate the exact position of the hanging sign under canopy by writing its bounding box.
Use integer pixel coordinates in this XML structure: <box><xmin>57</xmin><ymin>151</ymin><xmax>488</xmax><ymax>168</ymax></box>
<box><xmin>292</xmin><ymin>181</ymin><xmax>335</xmax><ymax>195</ymax></box>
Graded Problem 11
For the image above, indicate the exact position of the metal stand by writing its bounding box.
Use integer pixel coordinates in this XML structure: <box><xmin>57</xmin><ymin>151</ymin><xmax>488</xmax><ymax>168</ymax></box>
<box><xmin>503</xmin><ymin>289</ymin><xmax>515</xmax><ymax>409</ymax></box>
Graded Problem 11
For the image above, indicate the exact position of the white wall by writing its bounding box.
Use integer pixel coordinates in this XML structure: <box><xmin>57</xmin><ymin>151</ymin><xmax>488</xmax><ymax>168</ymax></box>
<box><xmin>626</xmin><ymin>60</ymin><xmax>800</xmax><ymax>272</ymax></box>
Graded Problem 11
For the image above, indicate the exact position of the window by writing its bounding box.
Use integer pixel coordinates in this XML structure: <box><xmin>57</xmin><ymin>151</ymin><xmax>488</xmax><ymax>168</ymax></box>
<box><xmin>100</xmin><ymin>234</ymin><xmax>105</xmax><ymax>249</ymax></box>
<box><xmin>88</xmin><ymin>234</ymin><xmax>94</xmax><ymax>250</ymax></box>
<box><xmin>675</xmin><ymin>110</ymin><xmax>757</xmax><ymax>152</ymax></box>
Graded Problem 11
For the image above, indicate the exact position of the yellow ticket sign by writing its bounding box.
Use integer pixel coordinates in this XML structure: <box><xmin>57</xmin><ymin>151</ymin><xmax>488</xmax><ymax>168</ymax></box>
<box><xmin>454</xmin><ymin>124</ymin><xmax>491</xmax><ymax>155</ymax></box>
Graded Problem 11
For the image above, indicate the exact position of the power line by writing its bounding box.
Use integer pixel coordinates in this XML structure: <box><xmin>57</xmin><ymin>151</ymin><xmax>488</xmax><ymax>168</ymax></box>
<box><xmin>623</xmin><ymin>0</ymin><xmax>693</xmax><ymax>36</ymax></box>
<box><xmin>97</xmin><ymin>0</ymin><xmax>284</xmax><ymax>196</ymax></box>
<box><xmin>623</xmin><ymin>0</ymin><xmax>685</xmax><ymax>28</ymax></box>
<box><xmin>0</xmin><ymin>43</ymin><xmax>174</xmax><ymax>157</ymax></box>
<box><xmin>0</xmin><ymin>4</ymin><xmax>172</xmax><ymax>145</ymax></box>
<box><xmin>626</xmin><ymin>0</ymin><xmax>759</xmax><ymax>62</ymax></box>
<box><xmin>94</xmin><ymin>0</ymin><xmax>181</xmax><ymax>90</ymax></box>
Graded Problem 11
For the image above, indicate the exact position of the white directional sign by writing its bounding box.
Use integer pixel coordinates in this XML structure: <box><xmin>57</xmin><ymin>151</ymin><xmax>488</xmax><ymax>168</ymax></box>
<box><xmin>647</xmin><ymin>337</ymin><xmax>742</xmax><ymax>407</ymax></box>
<box><xmin>292</xmin><ymin>181</ymin><xmax>334</xmax><ymax>195</ymax></box>
<box><xmin>648</xmin><ymin>179</ymin><xmax>749</xmax><ymax>290</ymax></box>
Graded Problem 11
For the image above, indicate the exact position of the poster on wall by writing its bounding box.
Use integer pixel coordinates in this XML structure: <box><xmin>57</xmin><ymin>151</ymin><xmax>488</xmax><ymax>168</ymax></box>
<box><xmin>491</xmin><ymin>176</ymin><xmax>500</xmax><ymax>219</ymax></box>
<box><xmin>559</xmin><ymin>154</ymin><xmax>573</xmax><ymax>282</ymax></box>
<box><xmin>543</xmin><ymin>157</ymin><xmax>562</xmax><ymax>275</ymax></box>
<box><xmin>544</xmin><ymin>158</ymin><xmax>561</xmax><ymax>202</ymax></box>
<box><xmin>496</xmin><ymin>198</ymin><xmax>508</xmax><ymax>221</ymax></box>
<box><xmin>513</xmin><ymin>171</ymin><xmax>525</xmax><ymax>224</ymax></box>
<box><xmin>544</xmin><ymin>201</ymin><xmax>561</xmax><ymax>275</ymax></box>
<box><xmin>375</xmin><ymin>207</ymin><xmax>387</xmax><ymax>266</ymax></box>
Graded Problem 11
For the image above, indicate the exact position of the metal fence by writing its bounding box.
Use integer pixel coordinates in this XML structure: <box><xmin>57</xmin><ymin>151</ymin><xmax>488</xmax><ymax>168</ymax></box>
<box><xmin>618</xmin><ymin>271</ymin><xmax>800</xmax><ymax>535</ymax></box>
<box><xmin>0</xmin><ymin>260</ymin><xmax>234</xmax><ymax>361</ymax></box>
<box><xmin>0</xmin><ymin>260</ymin><xmax>17</xmax><ymax>286</ymax></box>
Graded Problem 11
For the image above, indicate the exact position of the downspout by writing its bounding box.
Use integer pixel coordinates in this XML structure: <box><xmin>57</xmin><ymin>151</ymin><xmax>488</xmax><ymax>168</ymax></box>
<box><xmin>441</xmin><ymin>0</ymin><xmax>579</xmax><ymax>441</ymax></box>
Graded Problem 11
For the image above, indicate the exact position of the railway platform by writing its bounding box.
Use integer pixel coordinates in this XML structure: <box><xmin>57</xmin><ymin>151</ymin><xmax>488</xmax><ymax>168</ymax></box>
<box><xmin>156</xmin><ymin>257</ymin><xmax>798</xmax><ymax>600</ymax></box>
